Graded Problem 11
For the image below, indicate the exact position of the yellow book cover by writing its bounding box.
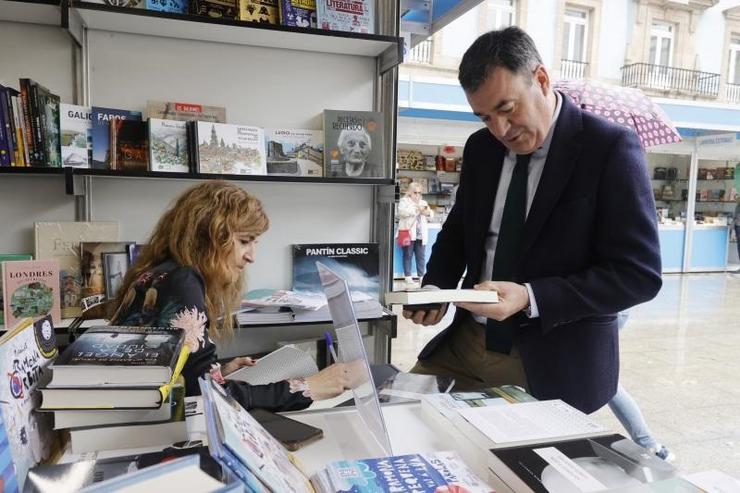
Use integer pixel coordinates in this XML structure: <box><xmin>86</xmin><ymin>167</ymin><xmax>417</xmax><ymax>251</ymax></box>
<box><xmin>239</xmin><ymin>0</ymin><xmax>279</xmax><ymax>23</ymax></box>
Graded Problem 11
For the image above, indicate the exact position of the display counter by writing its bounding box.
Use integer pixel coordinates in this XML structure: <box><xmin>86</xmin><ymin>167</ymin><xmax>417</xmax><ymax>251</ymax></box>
<box><xmin>689</xmin><ymin>223</ymin><xmax>731</xmax><ymax>272</ymax></box>
<box><xmin>658</xmin><ymin>223</ymin><xmax>685</xmax><ymax>273</ymax></box>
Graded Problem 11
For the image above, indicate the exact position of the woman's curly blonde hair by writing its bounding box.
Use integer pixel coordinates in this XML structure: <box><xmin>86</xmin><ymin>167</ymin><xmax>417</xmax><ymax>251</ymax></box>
<box><xmin>111</xmin><ymin>180</ymin><xmax>269</xmax><ymax>339</ymax></box>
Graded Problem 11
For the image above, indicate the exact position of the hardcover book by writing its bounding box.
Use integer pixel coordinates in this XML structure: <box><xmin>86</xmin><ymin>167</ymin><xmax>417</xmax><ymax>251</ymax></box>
<box><xmin>146</xmin><ymin>100</ymin><xmax>226</xmax><ymax>123</ymax></box>
<box><xmin>323</xmin><ymin>109</ymin><xmax>384</xmax><ymax>178</ymax></box>
<box><xmin>0</xmin><ymin>317</ymin><xmax>58</xmax><ymax>491</ymax></box>
<box><xmin>34</xmin><ymin>221</ymin><xmax>120</xmax><ymax>318</ymax></box>
<box><xmin>149</xmin><ymin>118</ymin><xmax>190</xmax><ymax>173</ymax></box>
<box><xmin>79</xmin><ymin>241</ymin><xmax>134</xmax><ymax>302</ymax></box>
<box><xmin>487</xmin><ymin>433</ymin><xmax>677</xmax><ymax>493</ymax></box>
<box><xmin>316</xmin><ymin>0</ymin><xmax>374</xmax><ymax>33</ymax></box>
<box><xmin>278</xmin><ymin>0</ymin><xmax>317</xmax><ymax>27</ymax></box>
<box><xmin>110</xmin><ymin>119</ymin><xmax>149</xmax><ymax>171</ymax></box>
<box><xmin>1</xmin><ymin>259</ymin><xmax>61</xmax><ymax>327</ymax></box>
<box><xmin>0</xmin><ymin>254</ymin><xmax>33</xmax><ymax>326</ymax></box>
<box><xmin>264</xmin><ymin>128</ymin><xmax>323</xmax><ymax>176</ymax></box>
<box><xmin>35</xmin><ymin>86</ymin><xmax>61</xmax><ymax>168</ymax></box>
<box><xmin>60</xmin><ymin>103</ymin><xmax>92</xmax><ymax>168</ymax></box>
<box><xmin>189</xmin><ymin>0</ymin><xmax>238</xmax><ymax>18</ymax></box>
<box><xmin>239</xmin><ymin>0</ymin><xmax>279</xmax><ymax>23</ymax></box>
<box><xmin>90</xmin><ymin>106</ymin><xmax>142</xmax><ymax>169</ymax></box>
<box><xmin>146</xmin><ymin>0</ymin><xmax>188</xmax><ymax>12</ymax></box>
<box><xmin>292</xmin><ymin>243</ymin><xmax>379</xmax><ymax>299</ymax></box>
<box><xmin>195</xmin><ymin>121</ymin><xmax>266</xmax><ymax>175</ymax></box>
<box><xmin>312</xmin><ymin>451</ymin><xmax>493</xmax><ymax>493</ymax></box>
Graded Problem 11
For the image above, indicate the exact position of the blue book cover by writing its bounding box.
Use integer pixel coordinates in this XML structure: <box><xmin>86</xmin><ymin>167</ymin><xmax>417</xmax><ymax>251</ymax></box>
<box><xmin>146</xmin><ymin>0</ymin><xmax>188</xmax><ymax>13</ymax></box>
<box><xmin>292</xmin><ymin>243</ymin><xmax>379</xmax><ymax>299</ymax></box>
<box><xmin>278</xmin><ymin>0</ymin><xmax>316</xmax><ymax>28</ymax></box>
<box><xmin>0</xmin><ymin>411</ymin><xmax>19</xmax><ymax>493</ymax></box>
<box><xmin>90</xmin><ymin>107</ymin><xmax>142</xmax><ymax>169</ymax></box>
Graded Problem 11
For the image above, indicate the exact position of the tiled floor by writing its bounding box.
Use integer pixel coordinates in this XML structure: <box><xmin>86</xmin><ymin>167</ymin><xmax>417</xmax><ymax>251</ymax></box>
<box><xmin>390</xmin><ymin>272</ymin><xmax>740</xmax><ymax>478</ymax></box>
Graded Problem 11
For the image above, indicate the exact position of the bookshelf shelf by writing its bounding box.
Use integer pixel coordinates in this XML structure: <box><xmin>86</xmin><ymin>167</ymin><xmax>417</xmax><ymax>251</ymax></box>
<box><xmin>0</xmin><ymin>0</ymin><xmax>61</xmax><ymax>26</ymax></box>
<box><xmin>69</xmin><ymin>2</ymin><xmax>402</xmax><ymax>67</ymax></box>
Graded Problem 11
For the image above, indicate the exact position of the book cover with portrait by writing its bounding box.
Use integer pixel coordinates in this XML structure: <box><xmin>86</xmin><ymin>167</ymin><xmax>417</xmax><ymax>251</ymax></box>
<box><xmin>323</xmin><ymin>109</ymin><xmax>384</xmax><ymax>179</ymax></box>
<box><xmin>292</xmin><ymin>243</ymin><xmax>379</xmax><ymax>299</ymax></box>
<box><xmin>1</xmin><ymin>259</ymin><xmax>60</xmax><ymax>328</ymax></box>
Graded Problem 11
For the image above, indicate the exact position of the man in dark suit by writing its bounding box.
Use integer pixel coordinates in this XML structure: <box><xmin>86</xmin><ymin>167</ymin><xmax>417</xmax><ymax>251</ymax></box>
<box><xmin>404</xmin><ymin>27</ymin><xmax>662</xmax><ymax>414</ymax></box>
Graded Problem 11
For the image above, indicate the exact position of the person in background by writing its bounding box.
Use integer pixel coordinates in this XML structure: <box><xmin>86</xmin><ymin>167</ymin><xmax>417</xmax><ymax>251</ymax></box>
<box><xmin>398</xmin><ymin>182</ymin><xmax>433</xmax><ymax>286</ymax></box>
<box><xmin>608</xmin><ymin>312</ymin><xmax>675</xmax><ymax>462</ymax></box>
<box><xmin>110</xmin><ymin>181</ymin><xmax>348</xmax><ymax>412</ymax></box>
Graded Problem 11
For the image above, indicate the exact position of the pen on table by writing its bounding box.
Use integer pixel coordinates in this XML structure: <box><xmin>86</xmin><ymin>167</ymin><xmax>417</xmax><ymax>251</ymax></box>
<box><xmin>324</xmin><ymin>331</ymin><xmax>339</xmax><ymax>363</ymax></box>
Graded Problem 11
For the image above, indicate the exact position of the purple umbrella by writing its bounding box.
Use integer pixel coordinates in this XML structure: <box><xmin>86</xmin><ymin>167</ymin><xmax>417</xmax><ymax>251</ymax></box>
<box><xmin>553</xmin><ymin>78</ymin><xmax>681</xmax><ymax>148</ymax></box>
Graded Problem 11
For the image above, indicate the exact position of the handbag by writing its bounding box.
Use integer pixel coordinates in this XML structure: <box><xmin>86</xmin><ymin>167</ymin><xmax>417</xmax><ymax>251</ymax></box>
<box><xmin>397</xmin><ymin>229</ymin><xmax>411</xmax><ymax>247</ymax></box>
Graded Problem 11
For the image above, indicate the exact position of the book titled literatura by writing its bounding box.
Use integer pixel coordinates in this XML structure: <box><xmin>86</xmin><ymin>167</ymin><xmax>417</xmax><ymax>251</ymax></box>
<box><xmin>323</xmin><ymin>109</ymin><xmax>384</xmax><ymax>178</ymax></box>
<box><xmin>317</xmin><ymin>0</ymin><xmax>374</xmax><ymax>33</ymax></box>
<box><xmin>194</xmin><ymin>121</ymin><xmax>266</xmax><ymax>175</ymax></box>
<box><xmin>60</xmin><ymin>103</ymin><xmax>92</xmax><ymax>168</ymax></box>
<box><xmin>264</xmin><ymin>128</ymin><xmax>323</xmax><ymax>177</ymax></box>
<box><xmin>1</xmin><ymin>259</ymin><xmax>60</xmax><ymax>327</ymax></box>
<box><xmin>49</xmin><ymin>325</ymin><xmax>186</xmax><ymax>387</ymax></box>
<box><xmin>293</xmin><ymin>243</ymin><xmax>379</xmax><ymax>299</ymax></box>
<box><xmin>312</xmin><ymin>451</ymin><xmax>494</xmax><ymax>493</ymax></box>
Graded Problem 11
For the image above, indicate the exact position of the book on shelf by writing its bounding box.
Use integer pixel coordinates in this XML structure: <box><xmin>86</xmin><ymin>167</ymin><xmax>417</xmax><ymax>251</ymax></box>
<box><xmin>291</xmin><ymin>291</ymin><xmax>383</xmax><ymax>322</ymax></box>
<box><xmin>1</xmin><ymin>258</ymin><xmax>61</xmax><ymax>327</ymax></box>
<box><xmin>0</xmin><ymin>316</ymin><xmax>59</xmax><ymax>491</ymax></box>
<box><xmin>193</xmin><ymin>121</ymin><xmax>267</xmax><ymax>175</ymax></box>
<box><xmin>312</xmin><ymin>451</ymin><xmax>494</xmax><ymax>493</ymax></box>
<box><xmin>67</xmin><ymin>383</ymin><xmax>188</xmax><ymax>454</ymax></box>
<box><xmin>0</xmin><ymin>83</ymin><xmax>21</xmax><ymax>167</ymax></box>
<box><xmin>292</xmin><ymin>243</ymin><xmax>380</xmax><ymax>299</ymax></box>
<box><xmin>145</xmin><ymin>100</ymin><xmax>226</xmax><ymax>123</ymax></box>
<box><xmin>102</xmin><ymin>250</ymin><xmax>130</xmax><ymax>300</ymax></box>
<box><xmin>239</xmin><ymin>0</ymin><xmax>279</xmax><ymax>23</ymax></box>
<box><xmin>241</xmin><ymin>288</ymin><xmax>327</xmax><ymax>311</ymax></box>
<box><xmin>60</xmin><ymin>103</ymin><xmax>92</xmax><ymax>168</ymax></box>
<box><xmin>323</xmin><ymin>109</ymin><xmax>384</xmax><ymax>178</ymax></box>
<box><xmin>487</xmin><ymin>433</ymin><xmax>677</xmax><ymax>493</ymax></box>
<box><xmin>149</xmin><ymin>118</ymin><xmax>190</xmax><ymax>173</ymax></box>
<box><xmin>90</xmin><ymin>106</ymin><xmax>142</xmax><ymax>169</ymax></box>
<box><xmin>35</xmin><ymin>84</ymin><xmax>61</xmax><ymax>168</ymax></box>
<box><xmin>189</xmin><ymin>0</ymin><xmax>239</xmax><ymax>18</ymax></box>
<box><xmin>236</xmin><ymin>307</ymin><xmax>296</xmax><ymax>325</ymax></box>
<box><xmin>146</xmin><ymin>0</ymin><xmax>189</xmax><ymax>13</ymax></box>
<box><xmin>127</xmin><ymin>243</ymin><xmax>144</xmax><ymax>266</ymax></box>
<box><xmin>79</xmin><ymin>241</ymin><xmax>134</xmax><ymax>303</ymax></box>
<box><xmin>0</xmin><ymin>253</ymin><xmax>33</xmax><ymax>326</ymax></box>
<box><xmin>86</xmin><ymin>0</ymin><xmax>146</xmax><ymax>7</ymax></box>
<box><xmin>264</xmin><ymin>128</ymin><xmax>324</xmax><ymax>177</ymax></box>
<box><xmin>19</xmin><ymin>78</ymin><xmax>55</xmax><ymax>167</ymax></box>
<box><xmin>226</xmin><ymin>344</ymin><xmax>319</xmax><ymax>385</ymax></box>
<box><xmin>109</xmin><ymin>119</ymin><xmax>149</xmax><ymax>171</ymax></box>
<box><xmin>384</xmin><ymin>288</ymin><xmax>500</xmax><ymax>306</ymax></box>
<box><xmin>316</xmin><ymin>0</ymin><xmax>374</xmax><ymax>34</ymax></box>
<box><xmin>49</xmin><ymin>325</ymin><xmax>186</xmax><ymax>387</ymax></box>
<box><xmin>34</xmin><ymin>221</ymin><xmax>120</xmax><ymax>318</ymax></box>
<box><xmin>278</xmin><ymin>0</ymin><xmax>317</xmax><ymax>28</ymax></box>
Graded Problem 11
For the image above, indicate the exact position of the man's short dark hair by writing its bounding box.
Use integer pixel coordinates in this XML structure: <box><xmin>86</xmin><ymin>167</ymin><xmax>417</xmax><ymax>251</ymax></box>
<box><xmin>458</xmin><ymin>26</ymin><xmax>543</xmax><ymax>92</ymax></box>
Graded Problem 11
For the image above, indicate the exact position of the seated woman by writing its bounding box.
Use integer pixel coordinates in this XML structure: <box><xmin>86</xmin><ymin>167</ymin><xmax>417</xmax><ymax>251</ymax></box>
<box><xmin>110</xmin><ymin>181</ymin><xmax>348</xmax><ymax>411</ymax></box>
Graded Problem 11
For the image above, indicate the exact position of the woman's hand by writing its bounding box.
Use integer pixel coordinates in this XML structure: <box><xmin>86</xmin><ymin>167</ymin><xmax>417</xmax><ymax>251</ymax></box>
<box><xmin>221</xmin><ymin>356</ymin><xmax>256</xmax><ymax>377</ymax></box>
<box><xmin>305</xmin><ymin>363</ymin><xmax>349</xmax><ymax>400</ymax></box>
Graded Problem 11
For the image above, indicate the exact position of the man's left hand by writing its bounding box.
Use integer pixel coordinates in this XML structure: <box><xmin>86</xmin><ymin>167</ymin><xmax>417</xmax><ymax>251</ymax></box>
<box><xmin>455</xmin><ymin>281</ymin><xmax>529</xmax><ymax>321</ymax></box>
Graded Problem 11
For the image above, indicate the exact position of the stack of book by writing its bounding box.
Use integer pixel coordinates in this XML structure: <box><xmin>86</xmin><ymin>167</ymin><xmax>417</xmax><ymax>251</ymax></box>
<box><xmin>39</xmin><ymin>326</ymin><xmax>189</xmax><ymax>454</ymax></box>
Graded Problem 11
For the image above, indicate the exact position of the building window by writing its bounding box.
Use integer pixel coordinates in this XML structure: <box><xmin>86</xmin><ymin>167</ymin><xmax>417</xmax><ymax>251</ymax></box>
<box><xmin>650</xmin><ymin>21</ymin><xmax>674</xmax><ymax>67</ymax></box>
<box><xmin>440</xmin><ymin>6</ymin><xmax>480</xmax><ymax>58</ymax></box>
<box><xmin>562</xmin><ymin>7</ymin><xmax>588</xmax><ymax>62</ymax></box>
<box><xmin>730</xmin><ymin>36</ymin><xmax>740</xmax><ymax>84</ymax></box>
<box><xmin>487</xmin><ymin>0</ymin><xmax>516</xmax><ymax>30</ymax></box>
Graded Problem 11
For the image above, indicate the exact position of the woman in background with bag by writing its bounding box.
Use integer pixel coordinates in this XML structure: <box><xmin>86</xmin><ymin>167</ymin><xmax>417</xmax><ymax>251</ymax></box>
<box><xmin>398</xmin><ymin>182</ymin><xmax>433</xmax><ymax>286</ymax></box>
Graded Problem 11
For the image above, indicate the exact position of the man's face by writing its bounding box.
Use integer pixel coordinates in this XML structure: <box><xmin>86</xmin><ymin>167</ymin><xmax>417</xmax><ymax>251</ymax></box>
<box><xmin>340</xmin><ymin>132</ymin><xmax>371</xmax><ymax>165</ymax></box>
<box><xmin>466</xmin><ymin>65</ymin><xmax>553</xmax><ymax>154</ymax></box>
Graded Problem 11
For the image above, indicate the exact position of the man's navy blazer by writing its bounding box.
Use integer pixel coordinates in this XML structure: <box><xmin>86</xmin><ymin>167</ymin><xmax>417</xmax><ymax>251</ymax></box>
<box><xmin>419</xmin><ymin>93</ymin><xmax>662</xmax><ymax>414</ymax></box>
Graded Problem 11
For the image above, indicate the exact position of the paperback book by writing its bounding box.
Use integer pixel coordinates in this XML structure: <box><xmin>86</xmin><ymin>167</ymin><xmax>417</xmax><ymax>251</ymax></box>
<box><xmin>1</xmin><ymin>259</ymin><xmax>61</xmax><ymax>327</ymax></box>
<box><xmin>194</xmin><ymin>121</ymin><xmax>266</xmax><ymax>175</ymax></box>
<box><xmin>149</xmin><ymin>118</ymin><xmax>190</xmax><ymax>172</ymax></box>
<box><xmin>316</xmin><ymin>0</ymin><xmax>374</xmax><ymax>33</ymax></box>
<box><xmin>34</xmin><ymin>221</ymin><xmax>120</xmax><ymax>318</ymax></box>
<box><xmin>110</xmin><ymin>119</ymin><xmax>149</xmax><ymax>171</ymax></box>
<box><xmin>35</xmin><ymin>85</ymin><xmax>61</xmax><ymax>167</ymax></box>
<box><xmin>292</xmin><ymin>243</ymin><xmax>379</xmax><ymax>299</ymax></box>
<box><xmin>189</xmin><ymin>0</ymin><xmax>238</xmax><ymax>18</ymax></box>
<box><xmin>90</xmin><ymin>106</ymin><xmax>142</xmax><ymax>169</ymax></box>
<box><xmin>60</xmin><ymin>103</ymin><xmax>92</xmax><ymax>167</ymax></box>
<box><xmin>145</xmin><ymin>0</ymin><xmax>188</xmax><ymax>13</ymax></box>
<box><xmin>264</xmin><ymin>128</ymin><xmax>323</xmax><ymax>176</ymax></box>
<box><xmin>278</xmin><ymin>0</ymin><xmax>317</xmax><ymax>27</ymax></box>
<box><xmin>239</xmin><ymin>0</ymin><xmax>279</xmax><ymax>23</ymax></box>
<box><xmin>0</xmin><ymin>317</ymin><xmax>58</xmax><ymax>491</ymax></box>
<box><xmin>146</xmin><ymin>100</ymin><xmax>226</xmax><ymax>123</ymax></box>
<box><xmin>323</xmin><ymin>109</ymin><xmax>384</xmax><ymax>178</ymax></box>
<box><xmin>0</xmin><ymin>254</ymin><xmax>33</xmax><ymax>326</ymax></box>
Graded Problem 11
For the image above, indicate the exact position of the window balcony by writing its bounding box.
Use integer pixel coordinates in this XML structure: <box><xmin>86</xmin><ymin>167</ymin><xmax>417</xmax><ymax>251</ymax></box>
<box><xmin>405</xmin><ymin>38</ymin><xmax>433</xmax><ymax>65</ymax></box>
<box><xmin>621</xmin><ymin>63</ymin><xmax>720</xmax><ymax>98</ymax></box>
<box><xmin>727</xmin><ymin>82</ymin><xmax>740</xmax><ymax>104</ymax></box>
<box><xmin>560</xmin><ymin>59</ymin><xmax>589</xmax><ymax>79</ymax></box>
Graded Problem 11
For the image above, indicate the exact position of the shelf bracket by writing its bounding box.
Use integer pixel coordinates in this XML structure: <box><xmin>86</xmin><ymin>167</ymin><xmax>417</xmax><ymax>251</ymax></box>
<box><xmin>61</xmin><ymin>0</ymin><xmax>85</xmax><ymax>47</ymax></box>
<box><xmin>66</xmin><ymin>172</ymin><xmax>93</xmax><ymax>221</ymax></box>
